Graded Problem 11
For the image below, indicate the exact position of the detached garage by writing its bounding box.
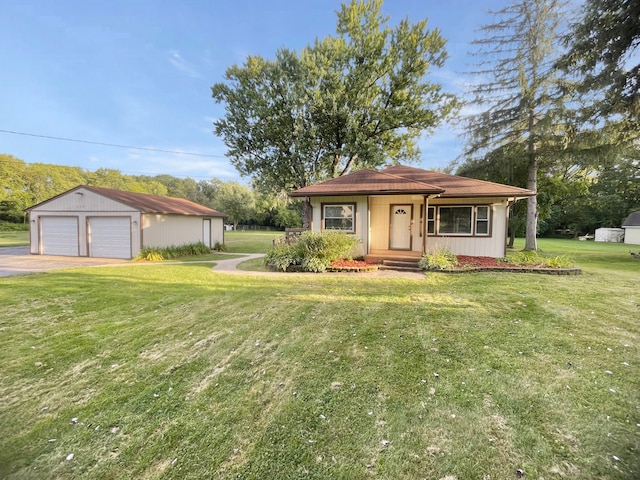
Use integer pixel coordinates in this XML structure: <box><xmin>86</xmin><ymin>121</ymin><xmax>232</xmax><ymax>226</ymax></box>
<box><xmin>26</xmin><ymin>186</ymin><xmax>226</xmax><ymax>259</ymax></box>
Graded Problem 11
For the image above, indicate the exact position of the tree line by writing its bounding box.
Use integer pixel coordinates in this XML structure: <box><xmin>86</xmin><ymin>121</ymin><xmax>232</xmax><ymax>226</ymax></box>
<box><xmin>0</xmin><ymin>154</ymin><xmax>302</xmax><ymax>229</ymax></box>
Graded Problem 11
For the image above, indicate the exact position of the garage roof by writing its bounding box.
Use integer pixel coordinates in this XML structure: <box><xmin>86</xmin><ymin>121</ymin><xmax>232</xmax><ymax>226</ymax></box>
<box><xmin>622</xmin><ymin>211</ymin><xmax>640</xmax><ymax>227</ymax></box>
<box><xmin>27</xmin><ymin>185</ymin><xmax>226</xmax><ymax>217</ymax></box>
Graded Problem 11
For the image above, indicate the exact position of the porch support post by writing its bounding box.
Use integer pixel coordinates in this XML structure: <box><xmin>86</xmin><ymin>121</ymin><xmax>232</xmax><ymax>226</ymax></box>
<box><xmin>422</xmin><ymin>196</ymin><xmax>428</xmax><ymax>253</ymax></box>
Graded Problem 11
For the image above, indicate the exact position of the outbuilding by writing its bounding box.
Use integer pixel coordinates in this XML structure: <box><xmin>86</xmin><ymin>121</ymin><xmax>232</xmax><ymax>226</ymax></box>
<box><xmin>622</xmin><ymin>211</ymin><xmax>640</xmax><ymax>245</ymax></box>
<box><xmin>26</xmin><ymin>185</ymin><xmax>226</xmax><ymax>259</ymax></box>
<box><xmin>594</xmin><ymin>227</ymin><xmax>625</xmax><ymax>243</ymax></box>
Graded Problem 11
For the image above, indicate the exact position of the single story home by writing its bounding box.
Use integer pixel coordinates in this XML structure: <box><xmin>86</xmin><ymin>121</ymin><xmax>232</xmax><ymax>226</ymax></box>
<box><xmin>26</xmin><ymin>185</ymin><xmax>226</xmax><ymax>259</ymax></box>
<box><xmin>290</xmin><ymin>165</ymin><xmax>535</xmax><ymax>259</ymax></box>
<box><xmin>622</xmin><ymin>211</ymin><xmax>640</xmax><ymax>245</ymax></box>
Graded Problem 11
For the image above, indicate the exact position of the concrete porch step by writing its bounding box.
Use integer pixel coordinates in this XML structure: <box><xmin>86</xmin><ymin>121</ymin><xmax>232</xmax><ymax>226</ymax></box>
<box><xmin>365</xmin><ymin>254</ymin><xmax>423</xmax><ymax>272</ymax></box>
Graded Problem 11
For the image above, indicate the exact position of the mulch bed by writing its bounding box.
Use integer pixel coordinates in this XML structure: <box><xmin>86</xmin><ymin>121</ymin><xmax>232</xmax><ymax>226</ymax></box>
<box><xmin>327</xmin><ymin>259</ymin><xmax>378</xmax><ymax>273</ymax></box>
<box><xmin>445</xmin><ymin>255</ymin><xmax>581</xmax><ymax>275</ymax></box>
<box><xmin>271</xmin><ymin>256</ymin><xmax>581</xmax><ymax>275</ymax></box>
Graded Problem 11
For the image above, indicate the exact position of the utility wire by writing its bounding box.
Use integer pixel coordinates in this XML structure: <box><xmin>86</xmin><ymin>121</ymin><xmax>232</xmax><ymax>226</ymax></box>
<box><xmin>0</xmin><ymin>129</ymin><xmax>225</xmax><ymax>158</ymax></box>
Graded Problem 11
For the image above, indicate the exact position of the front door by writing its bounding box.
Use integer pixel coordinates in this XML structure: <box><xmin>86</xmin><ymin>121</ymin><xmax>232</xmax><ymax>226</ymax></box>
<box><xmin>390</xmin><ymin>204</ymin><xmax>412</xmax><ymax>250</ymax></box>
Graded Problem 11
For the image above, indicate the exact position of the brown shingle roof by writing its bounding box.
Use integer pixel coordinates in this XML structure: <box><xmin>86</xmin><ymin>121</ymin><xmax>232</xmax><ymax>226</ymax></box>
<box><xmin>382</xmin><ymin>165</ymin><xmax>534</xmax><ymax>198</ymax></box>
<box><xmin>290</xmin><ymin>165</ymin><xmax>535</xmax><ymax>198</ymax></box>
<box><xmin>289</xmin><ymin>168</ymin><xmax>445</xmax><ymax>197</ymax></box>
<box><xmin>84</xmin><ymin>186</ymin><xmax>226</xmax><ymax>216</ymax></box>
<box><xmin>27</xmin><ymin>185</ymin><xmax>226</xmax><ymax>217</ymax></box>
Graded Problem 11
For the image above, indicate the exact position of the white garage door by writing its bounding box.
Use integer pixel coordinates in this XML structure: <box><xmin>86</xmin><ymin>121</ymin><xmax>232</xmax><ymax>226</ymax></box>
<box><xmin>88</xmin><ymin>217</ymin><xmax>132</xmax><ymax>259</ymax></box>
<box><xmin>41</xmin><ymin>216</ymin><xmax>79</xmax><ymax>256</ymax></box>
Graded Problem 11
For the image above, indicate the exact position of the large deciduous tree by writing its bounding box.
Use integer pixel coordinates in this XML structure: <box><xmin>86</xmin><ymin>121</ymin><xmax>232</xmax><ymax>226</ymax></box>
<box><xmin>461</xmin><ymin>0</ymin><xmax>565</xmax><ymax>250</ymax></box>
<box><xmin>209</xmin><ymin>179</ymin><xmax>256</xmax><ymax>229</ymax></box>
<box><xmin>211</xmin><ymin>0</ymin><xmax>459</xmax><ymax>224</ymax></box>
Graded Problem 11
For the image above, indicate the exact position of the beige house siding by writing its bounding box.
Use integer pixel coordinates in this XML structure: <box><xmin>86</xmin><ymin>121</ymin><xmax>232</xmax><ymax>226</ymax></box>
<box><xmin>426</xmin><ymin>200</ymin><xmax>508</xmax><ymax>258</ymax></box>
<box><xmin>309</xmin><ymin>196</ymin><xmax>367</xmax><ymax>257</ymax></box>
<box><xmin>210</xmin><ymin>217</ymin><xmax>225</xmax><ymax>246</ymax></box>
<box><xmin>623</xmin><ymin>227</ymin><xmax>640</xmax><ymax>245</ymax></box>
<box><xmin>142</xmin><ymin>214</ymin><xmax>222</xmax><ymax>248</ymax></box>
<box><xmin>369</xmin><ymin>195</ymin><xmax>425</xmax><ymax>252</ymax></box>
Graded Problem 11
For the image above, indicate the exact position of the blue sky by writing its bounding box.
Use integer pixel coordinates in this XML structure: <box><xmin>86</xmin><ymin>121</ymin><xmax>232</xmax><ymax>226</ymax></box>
<box><xmin>2</xmin><ymin>0</ymin><xmax>516</xmax><ymax>183</ymax></box>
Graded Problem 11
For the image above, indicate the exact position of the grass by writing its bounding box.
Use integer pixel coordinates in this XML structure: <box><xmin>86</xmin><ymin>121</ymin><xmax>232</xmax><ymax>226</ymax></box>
<box><xmin>0</xmin><ymin>240</ymin><xmax>638</xmax><ymax>479</ymax></box>
<box><xmin>223</xmin><ymin>230</ymin><xmax>282</xmax><ymax>253</ymax></box>
<box><xmin>0</xmin><ymin>231</ymin><xmax>29</xmax><ymax>246</ymax></box>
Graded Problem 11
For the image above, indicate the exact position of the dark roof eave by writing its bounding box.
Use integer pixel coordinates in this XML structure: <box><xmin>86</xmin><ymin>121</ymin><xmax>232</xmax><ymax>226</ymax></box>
<box><xmin>438</xmin><ymin>192</ymin><xmax>535</xmax><ymax>199</ymax></box>
<box><xmin>290</xmin><ymin>189</ymin><xmax>444</xmax><ymax>197</ymax></box>
<box><xmin>139</xmin><ymin>210</ymin><xmax>226</xmax><ymax>217</ymax></box>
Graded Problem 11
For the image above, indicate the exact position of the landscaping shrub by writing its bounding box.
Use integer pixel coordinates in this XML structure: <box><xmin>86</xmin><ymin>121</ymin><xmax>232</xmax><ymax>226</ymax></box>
<box><xmin>265</xmin><ymin>242</ymin><xmax>301</xmax><ymax>271</ymax></box>
<box><xmin>265</xmin><ymin>230</ymin><xmax>358</xmax><ymax>272</ymax></box>
<box><xmin>0</xmin><ymin>222</ymin><xmax>29</xmax><ymax>232</ymax></box>
<box><xmin>507</xmin><ymin>250</ymin><xmax>574</xmax><ymax>268</ymax></box>
<box><xmin>134</xmin><ymin>242</ymin><xmax>211</xmax><ymax>261</ymax></box>
<box><xmin>542</xmin><ymin>255</ymin><xmax>574</xmax><ymax>268</ymax></box>
<box><xmin>213</xmin><ymin>241</ymin><xmax>227</xmax><ymax>252</ymax></box>
<box><xmin>419</xmin><ymin>249</ymin><xmax>458</xmax><ymax>271</ymax></box>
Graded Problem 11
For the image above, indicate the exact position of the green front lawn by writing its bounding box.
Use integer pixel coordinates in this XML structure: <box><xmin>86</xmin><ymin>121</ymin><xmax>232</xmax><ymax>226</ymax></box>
<box><xmin>0</xmin><ymin>231</ymin><xmax>29</xmax><ymax>246</ymax></box>
<box><xmin>223</xmin><ymin>230</ymin><xmax>282</xmax><ymax>253</ymax></box>
<box><xmin>0</xmin><ymin>241</ymin><xmax>638</xmax><ymax>479</ymax></box>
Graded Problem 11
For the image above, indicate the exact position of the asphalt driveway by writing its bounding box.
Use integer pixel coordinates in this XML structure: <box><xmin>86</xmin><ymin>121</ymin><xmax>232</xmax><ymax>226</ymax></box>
<box><xmin>0</xmin><ymin>247</ymin><xmax>128</xmax><ymax>277</ymax></box>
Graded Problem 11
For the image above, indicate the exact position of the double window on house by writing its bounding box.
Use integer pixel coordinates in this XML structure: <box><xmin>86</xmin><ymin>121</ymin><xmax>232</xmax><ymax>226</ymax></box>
<box><xmin>427</xmin><ymin>205</ymin><xmax>490</xmax><ymax>236</ymax></box>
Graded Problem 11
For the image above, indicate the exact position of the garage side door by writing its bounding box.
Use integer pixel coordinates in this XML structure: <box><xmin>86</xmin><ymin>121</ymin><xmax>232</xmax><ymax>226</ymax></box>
<box><xmin>88</xmin><ymin>217</ymin><xmax>132</xmax><ymax>259</ymax></box>
<box><xmin>41</xmin><ymin>216</ymin><xmax>79</xmax><ymax>256</ymax></box>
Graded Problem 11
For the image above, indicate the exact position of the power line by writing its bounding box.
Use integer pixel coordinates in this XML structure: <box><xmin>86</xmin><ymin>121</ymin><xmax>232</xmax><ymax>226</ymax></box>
<box><xmin>0</xmin><ymin>129</ymin><xmax>226</xmax><ymax>158</ymax></box>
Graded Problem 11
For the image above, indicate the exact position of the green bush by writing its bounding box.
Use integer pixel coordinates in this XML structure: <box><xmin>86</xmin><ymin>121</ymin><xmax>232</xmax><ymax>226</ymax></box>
<box><xmin>136</xmin><ymin>249</ymin><xmax>165</xmax><ymax>261</ymax></box>
<box><xmin>265</xmin><ymin>242</ymin><xmax>301</xmax><ymax>271</ymax></box>
<box><xmin>419</xmin><ymin>249</ymin><xmax>458</xmax><ymax>271</ymax></box>
<box><xmin>542</xmin><ymin>255</ymin><xmax>574</xmax><ymax>268</ymax></box>
<box><xmin>213</xmin><ymin>241</ymin><xmax>227</xmax><ymax>252</ymax></box>
<box><xmin>0</xmin><ymin>222</ymin><xmax>29</xmax><ymax>232</ymax></box>
<box><xmin>507</xmin><ymin>250</ymin><xmax>574</xmax><ymax>268</ymax></box>
<box><xmin>134</xmin><ymin>242</ymin><xmax>211</xmax><ymax>261</ymax></box>
<box><xmin>507</xmin><ymin>250</ymin><xmax>540</xmax><ymax>265</ymax></box>
<box><xmin>265</xmin><ymin>230</ymin><xmax>358</xmax><ymax>272</ymax></box>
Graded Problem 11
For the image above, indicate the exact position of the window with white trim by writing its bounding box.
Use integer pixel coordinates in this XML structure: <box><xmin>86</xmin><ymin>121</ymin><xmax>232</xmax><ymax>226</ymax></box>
<box><xmin>427</xmin><ymin>206</ymin><xmax>435</xmax><ymax>234</ymax></box>
<box><xmin>435</xmin><ymin>206</ymin><xmax>491</xmax><ymax>236</ymax></box>
<box><xmin>323</xmin><ymin>204</ymin><xmax>355</xmax><ymax>232</ymax></box>
<box><xmin>475</xmin><ymin>206</ymin><xmax>490</xmax><ymax>235</ymax></box>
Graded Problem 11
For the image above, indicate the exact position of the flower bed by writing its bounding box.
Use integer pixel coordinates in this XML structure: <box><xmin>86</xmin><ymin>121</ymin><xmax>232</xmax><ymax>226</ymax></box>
<box><xmin>327</xmin><ymin>259</ymin><xmax>378</xmax><ymax>273</ymax></box>
<box><xmin>444</xmin><ymin>255</ymin><xmax>581</xmax><ymax>275</ymax></box>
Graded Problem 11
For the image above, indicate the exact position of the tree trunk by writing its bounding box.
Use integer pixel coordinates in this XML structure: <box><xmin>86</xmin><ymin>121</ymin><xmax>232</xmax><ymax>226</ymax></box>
<box><xmin>524</xmin><ymin>103</ymin><xmax>538</xmax><ymax>251</ymax></box>
<box><xmin>524</xmin><ymin>154</ymin><xmax>538</xmax><ymax>251</ymax></box>
<box><xmin>508</xmin><ymin>222</ymin><xmax>516</xmax><ymax>248</ymax></box>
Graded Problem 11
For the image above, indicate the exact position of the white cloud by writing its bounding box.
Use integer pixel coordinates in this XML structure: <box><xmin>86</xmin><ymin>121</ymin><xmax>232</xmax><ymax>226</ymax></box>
<box><xmin>167</xmin><ymin>50</ymin><xmax>202</xmax><ymax>79</ymax></box>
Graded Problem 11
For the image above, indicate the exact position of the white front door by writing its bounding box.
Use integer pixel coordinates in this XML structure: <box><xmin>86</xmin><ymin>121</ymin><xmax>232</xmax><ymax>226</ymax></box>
<box><xmin>390</xmin><ymin>205</ymin><xmax>412</xmax><ymax>250</ymax></box>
